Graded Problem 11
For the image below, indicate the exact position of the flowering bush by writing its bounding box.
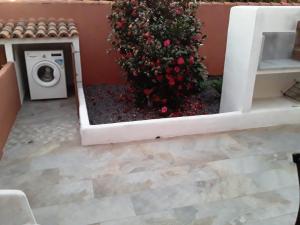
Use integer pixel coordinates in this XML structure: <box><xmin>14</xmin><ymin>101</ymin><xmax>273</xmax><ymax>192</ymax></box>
<box><xmin>108</xmin><ymin>0</ymin><xmax>207</xmax><ymax>114</ymax></box>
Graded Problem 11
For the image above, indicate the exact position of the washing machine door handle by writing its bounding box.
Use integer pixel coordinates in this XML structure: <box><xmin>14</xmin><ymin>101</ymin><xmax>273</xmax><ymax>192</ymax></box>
<box><xmin>31</xmin><ymin>61</ymin><xmax>61</xmax><ymax>87</ymax></box>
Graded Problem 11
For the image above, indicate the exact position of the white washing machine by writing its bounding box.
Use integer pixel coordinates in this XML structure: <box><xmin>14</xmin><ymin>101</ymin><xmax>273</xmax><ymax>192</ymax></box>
<box><xmin>25</xmin><ymin>50</ymin><xmax>67</xmax><ymax>100</ymax></box>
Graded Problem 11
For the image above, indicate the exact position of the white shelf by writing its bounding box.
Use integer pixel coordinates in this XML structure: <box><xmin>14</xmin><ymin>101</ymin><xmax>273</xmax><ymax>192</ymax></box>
<box><xmin>252</xmin><ymin>96</ymin><xmax>300</xmax><ymax>112</ymax></box>
<box><xmin>263</xmin><ymin>31</ymin><xmax>296</xmax><ymax>33</ymax></box>
<box><xmin>257</xmin><ymin>59</ymin><xmax>300</xmax><ymax>75</ymax></box>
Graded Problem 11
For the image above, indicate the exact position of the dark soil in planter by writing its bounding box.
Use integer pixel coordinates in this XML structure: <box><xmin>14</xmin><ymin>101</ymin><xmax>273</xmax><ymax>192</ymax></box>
<box><xmin>84</xmin><ymin>84</ymin><xmax>220</xmax><ymax>125</ymax></box>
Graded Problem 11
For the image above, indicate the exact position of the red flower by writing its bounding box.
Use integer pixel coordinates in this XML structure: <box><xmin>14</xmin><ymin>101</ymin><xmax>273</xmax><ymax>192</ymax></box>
<box><xmin>131</xmin><ymin>10</ymin><xmax>137</xmax><ymax>17</ymax></box>
<box><xmin>177</xmin><ymin>75</ymin><xmax>184</xmax><ymax>81</ymax></box>
<box><xmin>156</xmin><ymin>75</ymin><xmax>163</xmax><ymax>82</ymax></box>
<box><xmin>144</xmin><ymin>32</ymin><xmax>151</xmax><ymax>38</ymax></box>
<box><xmin>161</xmin><ymin>106</ymin><xmax>168</xmax><ymax>114</ymax></box>
<box><xmin>170</xmin><ymin>111</ymin><xmax>182</xmax><ymax>117</ymax></box>
<box><xmin>116</xmin><ymin>21</ymin><xmax>125</xmax><ymax>29</ymax></box>
<box><xmin>143</xmin><ymin>88</ymin><xmax>152</xmax><ymax>96</ymax></box>
<box><xmin>166</xmin><ymin>67</ymin><xmax>172</xmax><ymax>74</ymax></box>
<box><xmin>168</xmin><ymin>77</ymin><xmax>175</xmax><ymax>86</ymax></box>
<box><xmin>189</xmin><ymin>56</ymin><xmax>195</xmax><ymax>65</ymax></box>
<box><xmin>192</xmin><ymin>35</ymin><xmax>199</xmax><ymax>41</ymax></box>
<box><xmin>153</xmin><ymin>95</ymin><xmax>161</xmax><ymax>102</ymax></box>
<box><xmin>130</xmin><ymin>0</ymin><xmax>137</xmax><ymax>5</ymax></box>
<box><xmin>174</xmin><ymin>66</ymin><xmax>180</xmax><ymax>73</ymax></box>
<box><xmin>145</xmin><ymin>33</ymin><xmax>154</xmax><ymax>44</ymax></box>
<box><xmin>177</xmin><ymin>57</ymin><xmax>185</xmax><ymax>65</ymax></box>
<box><xmin>175</xmin><ymin>8</ymin><xmax>182</xmax><ymax>15</ymax></box>
<box><xmin>126</xmin><ymin>52</ymin><xmax>133</xmax><ymax>58</ymax></box>
<box><xmin>147</xmin><ymin>39</ymin><xmax>154</xmax><ymax>45</ymax></box>
<box><xmin>163</xmin><ymin>39</ymin><xmax>171</xmax><ymax>47</ymax></box>
<box><xmin>128</xmin><ymin>87</ymin><xmax>134</xmax><ymax>93</ymax></box>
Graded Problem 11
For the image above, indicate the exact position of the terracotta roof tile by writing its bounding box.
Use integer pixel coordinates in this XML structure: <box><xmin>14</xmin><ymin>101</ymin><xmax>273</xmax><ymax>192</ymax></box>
<box><xmin>0</xmin><ymin>18</ymin><xmax>79</xmax><ymax>39</ymax></box>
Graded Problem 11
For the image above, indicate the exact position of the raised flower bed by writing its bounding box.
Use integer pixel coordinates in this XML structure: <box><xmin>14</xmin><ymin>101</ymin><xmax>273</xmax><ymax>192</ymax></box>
<box><xmin>79</xmin><ymin>0</ymin><xmax>228</xmax><ymax>145</ymax></box>
<box><xmin>78</xmin><ymin>5</ymin><xmax>300</xmax><ymax>146</ymax></box>
<box><xmin>84</xmin><ymin>83</ymin><xmax>221</xmax><ymax>125</ymax></box>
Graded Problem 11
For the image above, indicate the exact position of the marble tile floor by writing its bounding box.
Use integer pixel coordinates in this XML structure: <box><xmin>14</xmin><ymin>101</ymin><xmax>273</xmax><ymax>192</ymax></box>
<box><xmin>1</xmin><ymin>97</ymin><xmax>300</xmax><ymax>225</ymax></box>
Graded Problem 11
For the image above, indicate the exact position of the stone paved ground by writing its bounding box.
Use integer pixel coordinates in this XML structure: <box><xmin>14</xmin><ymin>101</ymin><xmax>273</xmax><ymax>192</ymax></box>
<box><xmin>1</xmin><ymin>97</ymin><xmax>300</xmax><ymax>225</ymax></box>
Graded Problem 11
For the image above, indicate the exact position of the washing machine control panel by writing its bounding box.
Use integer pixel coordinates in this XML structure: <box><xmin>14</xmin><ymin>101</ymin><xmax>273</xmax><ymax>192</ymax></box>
<box><xmin>55</xmin><ymin>59</ymin><xmax>65</xmax><ymax>69</ymax></box>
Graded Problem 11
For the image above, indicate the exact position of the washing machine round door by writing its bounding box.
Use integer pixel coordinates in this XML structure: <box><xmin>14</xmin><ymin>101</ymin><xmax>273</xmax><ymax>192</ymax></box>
<box><xmin>31</xmin><ymin>61</ymin><xmax>61</xmax><ymax>87</ymax></box>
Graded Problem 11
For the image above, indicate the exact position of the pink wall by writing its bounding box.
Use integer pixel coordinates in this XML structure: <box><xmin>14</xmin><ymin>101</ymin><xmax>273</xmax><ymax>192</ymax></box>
<box><xmin>0</xmin><ymin>63</ymin><xmax>21</xmax><ymax>157</ymax></box>
<box><xmin>0</xmin><ymin>1</ymin><xmax>295</xmax><ymax>85</ymax></box>
<box><xmin>197</xmin><ymin>3</ymin><xmax>232</xmax><ymax>76</ymax></box>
